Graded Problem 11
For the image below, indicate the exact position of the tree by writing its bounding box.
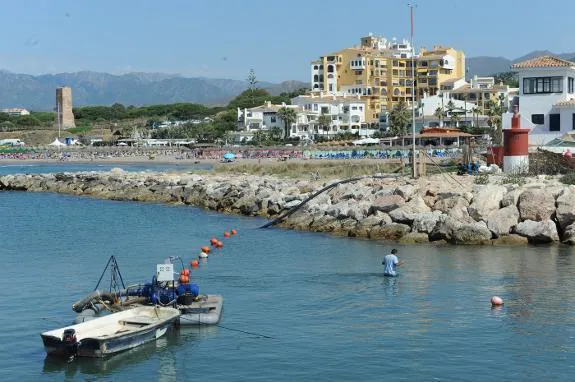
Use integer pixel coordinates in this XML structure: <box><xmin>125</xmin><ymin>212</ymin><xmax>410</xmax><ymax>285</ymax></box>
<box><xmin>434</xmin><ymin>106</ymin><xmax>446</xmax><ymax>127</ymax></box>
<box><xmin>472</xmin><ymin>107</ymin><xmax>481</xmax><ymax>128</ymax></box>
<box><xmin>110</xmin><ymin>103</ymin><xmax>126</xmax><ymax>120</ymax></box>
<box><xmin>277</xmin><ymin>107</ymin><xmax>297</xmax><ymax>140</ymax></box>
<box><xmin>492</xmin><ymin>71</ymin><xmax>519</xmax><ymax>88</ymax></box>
<box><xmin>247</xmin><ymin>69</ymin><xmax>258</xmax><ymax>106</ymax></box>
<box><xmin>389</xmin><ymin>100</ymin><xmax>410</xmax><ymax>136</ymax></box>
<box><xmin>485</xmin><ymin>98</ymin><xmax>505</xmax><ymax>146</ymax></box>
<box><xmin>317</xmin><ymin>113</ymin><xmax>332</xmax><ymax>140</ymax></box>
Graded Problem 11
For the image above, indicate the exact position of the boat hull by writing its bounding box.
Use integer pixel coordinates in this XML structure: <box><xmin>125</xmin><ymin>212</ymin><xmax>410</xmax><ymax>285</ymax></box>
<box><xmin>76</xmin><ymin>324</ymin><xmax>170</xmax><ymax>358</ymax></box>
<box><xmin>178</xmin><ymin>295</ymin><xmax>223</xmax><ymax>325</ymax></box>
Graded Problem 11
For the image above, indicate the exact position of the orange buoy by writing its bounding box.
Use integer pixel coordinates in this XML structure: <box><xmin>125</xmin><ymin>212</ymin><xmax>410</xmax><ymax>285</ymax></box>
<box><xmin>179</xmin><ymin>275</ymin><xmax>189</xmax><ymax>283</ymax></box>
<box><xmin>210</xmin><ymin>238</ymin><xmax>218</xmax><ymax>245</ymax></box>
<box><xmin>223</xmin><ymin>232</ymin><xmax>231</xmax><ymax>238</ymax></box>
<box><xmin>216</xmin><ymin>241</ymin><xmax>224</xmax><ymax>248</ymax></box>
<box><xmin>231</xmin><ymin>229</ymin><xmax>237</xmax><ymax>235</ymax></box>
<box><xmin>181</xmin><ymin>269</ymin><xmax>190</xmax><ymax>276</ymax></box>
<box><xmin>491</xmin><ymin>296</ymin><xmax>504</xmax><ymax>306</ymax></box>
<box><xmin>190</xmin><ymin>259</ymin><xmax>199</xmax><ymax>268</ymax></box>
<box><xmin>201</xmin><ymin>246</ymin><xmax>210</xmax><ymax>253</ymax></box>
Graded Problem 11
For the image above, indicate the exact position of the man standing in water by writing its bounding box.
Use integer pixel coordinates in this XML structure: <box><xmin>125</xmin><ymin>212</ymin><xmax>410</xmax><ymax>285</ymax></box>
<box><xmin>382</xmin><ymin>249</ymin><xmax>403</xmax><ymax>277</ymax></box>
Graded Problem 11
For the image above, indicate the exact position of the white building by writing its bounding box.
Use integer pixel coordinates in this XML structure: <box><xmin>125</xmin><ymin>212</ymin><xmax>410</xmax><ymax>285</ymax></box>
<box><xmin>237</xmin><ymin>101</ymin><xmax>299</xmax><ymax>133</ymax></box>
<box><xmin>1</xmin><ymin>108</ymin><xmax>30</xmax><ymax>116</ymax></box>
<box><xmin>291</xmin><ymin>93</ymin><xmax>370</xmax><ymax>137</ymax></box>
<box><xmin>503</xmin><ymin>56</ymin><xmax>575</xmax><ymax>146</ymax></box>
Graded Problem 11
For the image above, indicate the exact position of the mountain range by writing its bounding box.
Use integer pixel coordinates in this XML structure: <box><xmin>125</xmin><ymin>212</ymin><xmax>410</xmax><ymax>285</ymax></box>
<box><xmin>0</xmin><ymin>70</ymin><xmax>308</xmax><ymax>111</ymax></box>
<box><xmin>2</xmin><ymin>50</ymin><xmax>575</xmax><ymax>111</ymax></box>
<box><xmin>467</xmin><ymin>50</ymin><xmax>575</xmax><ymax>78</ymax></box>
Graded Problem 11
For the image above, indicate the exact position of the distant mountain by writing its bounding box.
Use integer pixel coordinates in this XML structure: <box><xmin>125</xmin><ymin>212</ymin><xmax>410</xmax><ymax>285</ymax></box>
<box><xmin>0</xmin><ymin>70</ymin><xmax>309</xmax><ymax>111</ymax></box>
<box><xmin>467</xmin><ymin>50</ymin><xmax>575</xmax><ymax>78</ymax></box>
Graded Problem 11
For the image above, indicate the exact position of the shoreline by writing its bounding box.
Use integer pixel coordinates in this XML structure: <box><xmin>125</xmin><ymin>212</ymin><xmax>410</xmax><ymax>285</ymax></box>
<box><xmin>1</xmin><ymin>169</ymin><xmax>574</xmax><ymax>247</ymax></box>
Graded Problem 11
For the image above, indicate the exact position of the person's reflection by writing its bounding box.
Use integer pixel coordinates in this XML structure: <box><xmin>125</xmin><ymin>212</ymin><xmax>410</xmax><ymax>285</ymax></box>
<box><xmin>382</xmin><ymin>275</ymin><xmax>399</xmax><ymax>297</ymax></box>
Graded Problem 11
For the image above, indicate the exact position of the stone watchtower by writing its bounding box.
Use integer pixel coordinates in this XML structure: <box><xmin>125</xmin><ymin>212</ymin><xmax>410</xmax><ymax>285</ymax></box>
<box><xmin>56</xmin><ymin>86</ymin><xmax>76</xmax><ymax>129</ymax></box>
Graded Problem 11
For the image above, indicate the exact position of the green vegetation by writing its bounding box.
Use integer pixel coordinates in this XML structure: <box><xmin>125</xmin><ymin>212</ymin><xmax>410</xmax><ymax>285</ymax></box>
<box><xmin>277</xmin><ymin>107</ymin><xmax>297</xmax><ymax>140</ymax></box>
<box><xmin>560</xmin><ymin>172</ymin><xmax>575</xmax><ymax>185</ymax></box>
<box><xmin>0</xmin><ymin>111</ymin><xmax>55</xmax><ymax>131</ymax></box>
<box><xmin>213</xmin><ymin>160</ymin><xmax>401</xmax><ymax>180</ymax></box>
<box><xmin>389</xmin><ymin>100</ymin><xmax>410</xmax><ymax>136</ymax></box>
<box><xmin>500</xmin><ymin>173</ymin><xmax>527</xmax><ymax>186</ymax></box>
<box><xmin>474</xmin><ymin>173</ymin><xmax>490</xmax><ymax>185</ymax></box>
<box><xmin>492</xmin><ymin>72</ymin><xmax>519</xmax><ymax>88</ymax></box>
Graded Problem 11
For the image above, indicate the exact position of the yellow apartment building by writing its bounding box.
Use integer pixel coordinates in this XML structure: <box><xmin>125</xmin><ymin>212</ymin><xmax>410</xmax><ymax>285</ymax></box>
<box><xmin>310</xmin><ymin>34</ymin><xmax>465</xmax><ymax>126</ymax></box>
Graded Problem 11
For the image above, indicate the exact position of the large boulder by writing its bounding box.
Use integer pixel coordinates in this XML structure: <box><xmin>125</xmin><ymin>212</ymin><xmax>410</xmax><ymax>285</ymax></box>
<box><xmin>452</xmin><ymin>221</ymin><xmax>493</xmax><ymax>244</ymax></box>
<box><xmin>556</xmin><ymin>191</ymin><xmax>575</xmax><ymax>230</ymax></box>
<box><xmin>562</xmin><ymin>223</ymin><xmax>575</xmax><ymax>245</ymax></box>
<box><xmin>399</xmin><ymin>232</ymin><xmax>430</xmax><ymax>244</ymax></box>
<box><xmin>468</xmin><ymin>185</ymin><xmax>506</xmax><ymax>221</ymax></box>
<box><xmin>411</xmin><ymin>211</ymin><xmax>443</xmax><ymax>233</ymax></box>
<box><xmin>369</xmin><ymin>223</ymin><xmax>410</xmax><ymax>241</ymax></box>
<box><xmin>429</xmin><ymin>215</ymin><xmax>462</xmax><ymax>242</ymax></box>
<box><xmin>370</xmin><ymin>195</ymin><xmax>405</xmax><ymax>213</ymax></box>
<box><xmin>486</xmin><ymin>205</ymin><xmax>520</xmax><ymax>237</ymax></box>
<box><xmin>433</xmin><ymin>195</ymin><xmax>469</xmax><ymax>214</ymax></box>
<box><xmin>501</xmin><ymin>188</ymin><xmax>522</xmax><ymax>208</ymax></box>
<box><xmin>393</xmin><ymin>184</ymin><xmax>418</xmax><ymax>200</ymax></box>
<box><xmin>491</xmin><ymin>234</ymin><xmax>529</xmax><ymax>246</ymax></box>
<box><xmin>388</xmin><ymin>195</ymin><xmax>431</xmax><ymax>223</ymax></box>
<box><xmin>518</xmin><ymin>189</ymin><xmax>556</xmax><ymax>221</ymax></box>
<box><xmin>515</xmin><ymin>219</ymin><xmax>559</xmax><ymax>243</ymax></box>
<box><xmin>309</xmin><ymin>214</ymin><xmax>340</xmax><ymax>232</ymax></box>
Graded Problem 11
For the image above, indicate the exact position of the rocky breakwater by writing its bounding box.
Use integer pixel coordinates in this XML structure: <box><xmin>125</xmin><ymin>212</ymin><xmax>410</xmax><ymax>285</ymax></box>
<box><xmin>1</xmin><ymin>170</ymin><xmax>574</xmax><ymax>246</ymax></box>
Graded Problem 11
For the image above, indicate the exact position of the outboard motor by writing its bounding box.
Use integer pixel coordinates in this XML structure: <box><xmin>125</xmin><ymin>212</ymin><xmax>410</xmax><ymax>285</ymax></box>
<box><xmin>62</xmin><ymin>329</ymin><xmax>78</xmax><ymax>356</ymax></box>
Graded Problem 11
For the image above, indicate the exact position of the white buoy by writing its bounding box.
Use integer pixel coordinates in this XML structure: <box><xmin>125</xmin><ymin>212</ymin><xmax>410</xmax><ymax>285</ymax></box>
<box><xmin>199</xmin><ymin>252</ymin><xmax>208</xmax><ymax>259</ymax></box>
<box><xmin>491</xmin><ymin>296</ymin><xmax>503</xmax><ymax>306</ymax></box>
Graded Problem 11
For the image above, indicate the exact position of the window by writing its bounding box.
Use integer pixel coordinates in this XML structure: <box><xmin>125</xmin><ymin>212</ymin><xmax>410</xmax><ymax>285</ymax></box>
<box><xmin>313</xmin><ymin>104</ymin><xmax>318</xmax><ymax>111</ymax></box>
<box><xmin>328</xmin><ymin>84</ymin><xmax>333</xmax><ymax>92</ymax></box>
<box><xmin>523</xmin><ymin>77</ymin><xmax>563</xmax><ymax>94</ymax></box>
<box><xmin>270</xmin><ymin>116</ymin><xmax>276</xmax><ymax>123</ymax></box>
<box><xmin>321</xmin><ymin>107</ymin><xmax>329</xmax><ymax>114</ymax></box>
<box><xmin>531</xmin><ymin>114</ymin><xmax>544</xmax><ymax>124</ymax></box>
<box><xmin>570</xmin><ymin>77</ymin><xmax>574</xmax><ymax>93</ymax></box>
<box><xmin>550</xmin><ymin>114</ymin><xmax>560</xmax><ymax>131</ymax></box>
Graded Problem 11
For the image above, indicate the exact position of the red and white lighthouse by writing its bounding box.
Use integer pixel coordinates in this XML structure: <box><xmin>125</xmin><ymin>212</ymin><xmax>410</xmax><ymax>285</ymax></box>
<box><xmin>503</xmin><ymin>105</ymin><xmax>529</xmax><ymax>174</ymax></box>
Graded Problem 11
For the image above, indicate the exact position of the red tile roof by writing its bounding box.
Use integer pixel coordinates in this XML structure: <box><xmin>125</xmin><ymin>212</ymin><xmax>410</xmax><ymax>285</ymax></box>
<box><xmin>512</xmin><ymin>56</ymin><xmax>575</xmax><ymax>69</ymax></box>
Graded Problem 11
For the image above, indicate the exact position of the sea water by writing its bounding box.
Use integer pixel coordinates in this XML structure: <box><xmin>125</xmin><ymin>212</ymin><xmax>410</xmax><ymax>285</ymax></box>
<box><xmin>1</xmin><ymin>166</ymin><xmax>575</xmax><ymax>381</ymax></box>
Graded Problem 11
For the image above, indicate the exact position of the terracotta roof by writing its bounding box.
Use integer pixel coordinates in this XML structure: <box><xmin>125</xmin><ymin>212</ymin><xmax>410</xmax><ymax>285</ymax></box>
<box><xmin>512</xmin><ymin>56</ymin><xmax>575</xmax><ymax>69</ymax></box>
<box><xmin>554</xmin><ymin>99</ymin><xmax>575</xmax><ymax>107</ymax></box>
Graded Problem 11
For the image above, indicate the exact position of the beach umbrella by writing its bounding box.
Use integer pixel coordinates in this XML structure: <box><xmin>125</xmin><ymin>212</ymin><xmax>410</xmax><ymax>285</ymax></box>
<box><xmin>223</xmin><ymin>153</ymin><xmax>235</xmax><ymax>160</ymax></box>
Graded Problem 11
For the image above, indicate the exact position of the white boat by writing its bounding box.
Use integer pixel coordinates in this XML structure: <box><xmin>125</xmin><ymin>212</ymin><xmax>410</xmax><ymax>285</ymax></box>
<box><xmin>177</xmin><ymin>295</ymin><xmax>223</xmax><ymax>325</ymax></box>
<box><xmin>41</xmin><ymin>306</ymin><xmax>180</xmax><ymax>358</ymax></box>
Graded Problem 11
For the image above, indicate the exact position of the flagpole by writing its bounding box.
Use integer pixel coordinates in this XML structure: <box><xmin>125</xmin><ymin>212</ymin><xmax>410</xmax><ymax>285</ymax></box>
<box><xmin>409</xmin><ymin>3</ymin><xmax>417</xmax><ymax>178</ymax></box>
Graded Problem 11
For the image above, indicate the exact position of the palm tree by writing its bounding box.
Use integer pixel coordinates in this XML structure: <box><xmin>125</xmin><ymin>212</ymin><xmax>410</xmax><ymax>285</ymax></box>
<box><xmin>389</xmin><ymin>100</ymin><xmax>410</xmax><ymax>137</ymax></box>
<box><xmin>485</xmin><ymin>99</ymin><xmax>505</xmax><ymax>146</ymax></box>
<box><xmin>277</xmin><ymin>107</ymin><xmax>297</xmax><ymax>140</ymax></box>
<box><xmin>317</xmin><ymin>113</ymin><xmax>332</xmax><ymax>140</ymax></box>
<box><xmin>471</xmin><ymin>107</ymin><xmax>481</xmax><ymax>128</ymax></box>
<box><xmin>434</xmin><ymin>106</ymin><xmax>446</xmax><ymax>127</ymax></box>
<box><xmin>446</xmin><ymin>100</ymin><xmax>455</xmax><ymax>126</ymax></box>
<box><xmin>450</xmin><ymin>112</ymin><xmax>461</xmax><ymax>128</ymax></box>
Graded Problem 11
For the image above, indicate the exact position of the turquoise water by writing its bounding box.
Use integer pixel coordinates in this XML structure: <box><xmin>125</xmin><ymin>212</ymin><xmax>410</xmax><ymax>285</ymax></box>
<box><xmin>0</xmin><ymin>161</ymin><xmax>210</xmax><ymax>175</ymax></box>
<box><xmin>1</xmin><ymin>167</ymin><xmax>575</xmax><ymax>381</ymax></box>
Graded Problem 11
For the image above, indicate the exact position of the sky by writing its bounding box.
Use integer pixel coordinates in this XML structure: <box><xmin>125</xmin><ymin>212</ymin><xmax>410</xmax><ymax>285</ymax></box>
<box><xmin>0</xmin><ymin>0</ymin><xmax>573</xmax><ymax>83</ymax></box>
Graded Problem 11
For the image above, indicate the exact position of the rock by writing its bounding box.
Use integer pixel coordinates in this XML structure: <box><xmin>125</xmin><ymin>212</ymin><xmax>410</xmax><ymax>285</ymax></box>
<box><xmin>433</xmin><ymin>196</ymin><xmax>469</xmax><ymax>214</ymax></box>
<box><xmin>556</xmin><ymin>191</ymin><xmax>575</xmax><ymax>229</ymax></box>
<box><xmin>491</xmin><ymin>234</ymin><xmax>529</xmax><ymax>246</ymax></box>
<box><xmin>518</xmin><ymin>189</ymin><xmax>556</xmax><ymax>221</ymax></box>
<box><xmin>110</xmin><ymin>167</ymin><xmax>124</xmax><ymax>174</ymax></box>
<box><xmin>284</xmin><ymin>200</ymin><xmax>302</xmax><ymax>209</ymax></box>
<box><xmin>399</xmin><ymin>232</ymin><xmax>430</xmax><ymax>244</ymax></box>
<box><xmin>370</xmin><ymin>195</ymin><xmax>405</xmax><ymax>213</ymax></box>
<box><xmin>369</xmin><ymin>223</ymin><xmax>410</xmax><ymax>241</ymax></box>
<box><xmin>448</xmin><ymin>202</ymin><xmax>475</xmax><ymax>224</ymax></box>
<box><xmin>388</xmin><ymin>195</ymin><xmax>431</xmax><ymax>223</ymax></box>
<box><xmin>309</xmin><ymin>214</ymin><xmax>339</xmax><ymax>232</ymax></box>
<box><xmin>515</xmin><ymin>219</ymin><xmax>559</xmax><ymax>243</ymax></box>
<box><xmin>394</xmin><ymin>184</ymin><xmax>417</xmax><ymax>200</ymax></box>
<box><xmin>501</xmin><ymin>189</ymin><xmax>521</xmax><ymax>208</ymax></box>
<box><xmin>468</xmin><ymin>185</ymin><xmax>506</xmax><ymax>221</ymax></box>
<box><xmin>452</xmin><ymin>221</ymin><xmax>492</xmax><ymax>244</ymax></box>
<box><xmin>486</xmin><ymin>205</ymin><xmax>520</xmax><ymax>237</ymax></box>
<box><xmin>429</xmin><ymin>215</ymin><xmax>462</xmax><ymax>242</ymax></box>
<box><xmin>562</xmin><ymin>223</ymin><xmax>575</xmax><ymax>245</ymax></box>
<box><xmin>412</xmin><ymin>211</ymin><xmax>443</xmax><ymax>234</ymax></box>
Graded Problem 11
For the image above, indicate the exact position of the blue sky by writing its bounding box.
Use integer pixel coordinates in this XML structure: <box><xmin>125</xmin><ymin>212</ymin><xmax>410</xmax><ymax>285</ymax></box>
<box><xmin>0</xmin><ymin>0</ymin><xmax>572</xmax><ymax>82</ymax></box>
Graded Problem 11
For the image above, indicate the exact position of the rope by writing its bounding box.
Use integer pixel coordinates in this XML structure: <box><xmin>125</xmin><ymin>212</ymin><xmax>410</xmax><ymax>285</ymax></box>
<box><xmin>424</xmin><ymin>152</ymin><xmax>466</xmax><ymax>189</ymax></box>
<box><xmin>178</xmin><ymin>315</ymin><xmax>275</xmax><ymax>339</ymax></box>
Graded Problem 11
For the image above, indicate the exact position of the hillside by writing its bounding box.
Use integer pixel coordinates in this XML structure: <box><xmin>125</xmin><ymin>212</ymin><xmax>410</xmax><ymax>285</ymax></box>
<box><xmin>467</xmin><ymin>50</ymin><xmax>575</xmax><ymax>77</ymax></box>
<box><xmin>0</xmin><ymin>70</ymin><xmax>308</xmax><ymax>111</ymax></box>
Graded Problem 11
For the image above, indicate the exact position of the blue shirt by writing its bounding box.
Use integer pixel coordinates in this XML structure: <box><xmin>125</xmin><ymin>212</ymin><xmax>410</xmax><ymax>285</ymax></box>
<box><xmin>383</xmin><ymin>254</ymin><xmax>399</xmax><ymax>276</ymax></box>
